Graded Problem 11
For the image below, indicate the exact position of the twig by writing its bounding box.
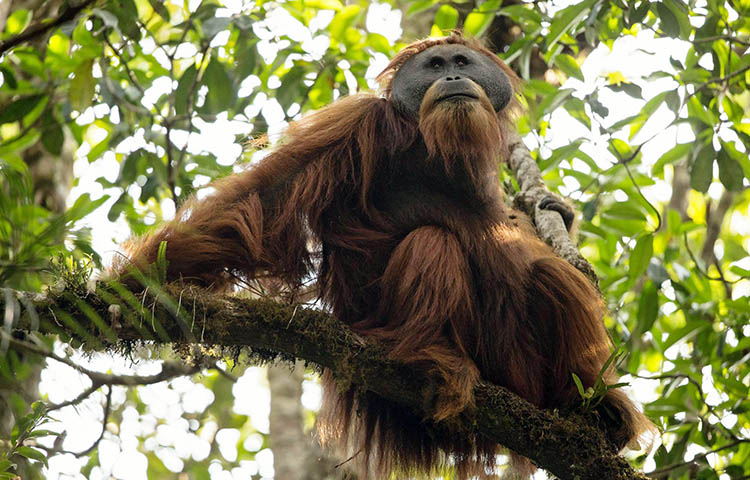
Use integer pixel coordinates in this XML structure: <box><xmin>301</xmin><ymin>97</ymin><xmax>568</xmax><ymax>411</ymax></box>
<box><xmin>683</xmin><ymin>232</ymin><xmax>743</xmax><ymax>284</ymax></box>
<box><xmin>692</xmin><ymin>35</ymin><xmax>750</xmax><ymax>46</ymax></box>
<box><xmin>614</xmin><ymin>144</ymin><xmax>663</xmax><ymax>232</ymax></box>
<box><xmin>72</xmin><ymin>386</ymin><xmax>112</xmax><ymax>457</ymax></box>
<box><xmin>0</xmin><ymin>0</ymin><xmax>96</xmax><ymax>56</ymax></box>
<box><xmin>635</xmin><ymin>373</ymin><xmax>742</xmax><ymax>442</ymax></box>
<box><xmin>3</xmin><ymin>334</ymin><xmax>200</xmax><ymax>388</ymax></box>
<box><xmin>645</xmin><ymin>438</ymin><xmax>749</xmax><ymax>477</ymax></box>
<box><xmin>103</xmin><ymin>35</ymin><xmax>145</xmax><ymax>94</ymax></box>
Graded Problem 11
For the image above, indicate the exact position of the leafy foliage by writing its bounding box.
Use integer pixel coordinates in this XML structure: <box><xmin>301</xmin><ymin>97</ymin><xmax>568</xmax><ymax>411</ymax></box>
<box><xmin>0</xmin><ymin>0</ymin><xmax>749</xmax><ymax>478</ymax></box>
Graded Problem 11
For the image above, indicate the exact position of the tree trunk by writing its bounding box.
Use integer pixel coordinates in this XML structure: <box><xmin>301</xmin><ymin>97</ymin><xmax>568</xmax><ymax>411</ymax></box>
<box><xmin>268</xmin><ymin>362</ymin><xmax>310</xmax><ymax>480</ymax></box>
<box><xmin>268</xmin><ymin>362</ymin><xmax>347</xmax><ymax>479</ymax></box>
<box><xmin>0</xmin><ymin>4</ymin><xmax>72</xmax><ymax>479</ymax></box>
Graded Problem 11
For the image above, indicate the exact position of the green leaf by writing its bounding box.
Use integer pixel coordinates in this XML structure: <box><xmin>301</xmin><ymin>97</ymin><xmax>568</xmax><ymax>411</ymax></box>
<box><xmin>0</xmin><ymin>66</ymin><xmax>18</xmax><ymax>89</ymax></box>
<box><xmin>656</xmin><ymin>2</ymin><xmax>680</xmax><ymax>37</ymax></box>
<box><xmin>597</xmin><ymin>347</ymin><xmax>625</xmax><ymax>382</ymax></box>
<box><xmin>14</xmin><ymin>447</ymin><xmax>47</xmax><ymax>467</ymax></box>
<box><xmin>0</xmin><ymin>130</ymin><xmax>40</xmax><ymax>157</ymax></box>
<box><xmin>90</xmin><ymin>7</ymin><xmax>119</xmax><ymax>29</ymax></box>
<box><xmin>277</xmin><ymin>65</ymin><xmax>309</xmax><ymax>108</ymax></box>
<box><xmin>607</xmin><ymin>82</ymin><xmax>643</xmax><ymax>99</ymax></box>
<box><xmin>407</xmin><ymin>0</ymin><xmax>438</xmax><ymax>16</ymax></box>
<box><xmin>564</xmin><ymin>98</ymin><xmax>590</xmax><ymax>129</ymax></box>
<box><xmin>26</xmin><ymin>429</ymin><xmax>56</xmax><ymax>438</ymax></box>
<box><xmin>148</xmin><ymin>0</ymin><xmax>170</xmax><ymax>20</ymax></box>
<box><xmin>554</xmin><ymin>53</ymin><xmax>584</xmax><ymax>81</ymax></box>
<box><xmin>174</xmin><ymin>64</ymin><xmax>198</xmax><ymax>116</ymax></box>
<box><xmin>652</xmin><ymin>143</ymin><xmax>691</xmax><ymax>176</ymax></box>
<box><xmin>717</xmin><ymin>148</ymin><xmax>744</xmax><ymax>191</ymax></box>
<box><xmin>498</xmin><ymin>5</ymin><xmax>542</xmax><ymax>31</ymax></box>
<box><xmin>67</xmin><ymin>193</ymin><xmax>109</xmax><ymax>221</ymax></box>
<box><xmin>608</xmin><ymin>138</ymin><xmax>632</xmax><ymax>160</ymax></box>
<box><xmin>464</xmin><ymin>0</ymin><xmax>502</xmax><ymax>37</ymax></box>
<box><xmin>539</xmin><ymin>140</ymin><xmax>584</xmax><ymax>171</ymax></box>
<box><xmin>630</xmin><ymin>234</ymin><xmax>654</xmax><ymax>280</ymax></box>
<box><xmin>629</xmin><ymin>1</ymin><xmax>650</xmax><ymax>25</ymax></box>
<box><xmin>686</xmin><ymin>96</ymin><xmax>715</xmax><ymax>127</ymax></box>
<box><xmin>202</xmin><ymin>17</ymin><xmax>231</xmax><ymax>39</ymax></box>
<box><xmin>690</xmin><ymin>145</ymin><xmax>714</xmax><ymax>193</ymax></box>
<box><xmin>729</xmin><ymin>265</ymin><xmax>750</xmax><ymax>277</ymax></box>
<box><xmin>70</xmin><ymin>59</ymin><xmax>96</xmax><ymax>112</ymax></box>
<box><xmin>366</xmin><ymin>33</ymin><xmax>391</xmax><ymax>54</ymax></box>
<box><xmin>157</xmin><ymin>241</ymin><xmax>168</xmax><ymax>283</ymax></box>
<box><xmin>663</xmin><ymin>0</ymin><xmax>691</xmax><ymax>38</ymax></box>
<box><xmin>200</xmin><ymin>58</ymin><xmax>235</xmax><ymax>114</ymax></box>
<box><xmin>5</xmin><ymin>9</ymin><xmax>31</xmax><ymax>35</ymax></box>
<box><xmin>0</xmin><ymin>95</ymin><xmax>45</xmax><ymax>125</ymax></box>
<box><xmin>535</xmin><ymin>88</ymin><xmax>574</xmax><ymax>119</ymax></box>
<box><xmin>309</xmin><ymin>71</ymin><xmax>334</xmax><ymax>108</ymax></box>
<box><xmin>722</xmin><ymin>96</ymin><xmax>744</xmax><ymax>123</ymax></box>
<box><xmin>630</xmin><ymin>91</ymin><xmax>667</xmax><ymax>138</ymax></box>
<box><xmin>107</xmin><ymin>192</ymin><xmax>130</xmax><ymax>222</ymax></box>
<box><xmin>305</xmin><ymin>0</ymin><xmax>344</xmax><ymax>9</ymax></box>
<box><xmin>637</xmin><ymin>280</ymin><xmax>659</xmax><ymax>333</ymax></box>
<box><xmin>665</xmin><ymin>90</ymin><xmax>680</xmax><ymax>113</ymax></box>
<box><xmin>572</xmin><ymin>373</ymin><xmax>585</xmax><ymax>396</ymax></box>
<box><xmin>41</xmin><ymin>112</ymin><xmax>64</xmax><ymax>156</ymax></box>
<box><xmin>720</xmin><ymin>139</ymin><xmax>750</xmax><ymax>177</ymax></box>
<box><xmin>104</xmin><ymin>0</ymin><xmax>140</xmax><ymax>40</ymax></box>
<box><xmin>87</xmin><ymin>136</ymin><xmax>111</xmax><ymax>163</ymax></box>
<box><xmin>329</xmin><ymin>5</ymin><xmax>361</xmax><ymax>41</ymax></box>
<box><xmin>604</xmin><ymin>202</ymin><xmax>647</xmax><ymax>221</ymax></box>
<box><xmin>235</xmin><ymin>35</ymin><xmax>258</xmax><ymax>80</ymax></box>
<box><xmin>547</xmin><ymin>0</ymin><xmax>596</xmax><ymax>49</ymax></box>
<box><xmin>434</xmin><ymin>5</ymin><xmax>459</xmax><ymax>31</ymax></box>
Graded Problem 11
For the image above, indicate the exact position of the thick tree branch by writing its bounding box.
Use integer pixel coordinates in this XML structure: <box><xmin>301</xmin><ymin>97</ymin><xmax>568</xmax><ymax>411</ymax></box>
<box><xmin>506</xmin><ymin>132</ymin><xmax>599</xmax><ymax>283</ymax></box>
<box><xmin>6</xmin><ymin>283</ymin><xmax>648</xmax><ymax>480</ymax></box>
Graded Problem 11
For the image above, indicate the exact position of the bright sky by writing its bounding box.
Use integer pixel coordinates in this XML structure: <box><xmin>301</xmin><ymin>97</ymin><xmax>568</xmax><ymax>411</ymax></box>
<box><xmin>36</xmin><ymin>1</ymin><xmax>749</xmax><ymax>479</ymax></box>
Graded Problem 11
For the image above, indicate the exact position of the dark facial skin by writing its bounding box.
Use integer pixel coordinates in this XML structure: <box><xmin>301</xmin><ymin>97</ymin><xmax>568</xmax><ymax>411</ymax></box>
<box><xmin>391</xmin><ymin>44</ymin><xmax>514</xmax><ymax>117</ymax></box>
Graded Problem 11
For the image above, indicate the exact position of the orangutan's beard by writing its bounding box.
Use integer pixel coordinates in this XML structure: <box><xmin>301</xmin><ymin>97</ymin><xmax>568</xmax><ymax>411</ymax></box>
<box><xmin>418</xmin><ymin>81</ymin><xmax>503</xmax><ymax>187</ymax></box>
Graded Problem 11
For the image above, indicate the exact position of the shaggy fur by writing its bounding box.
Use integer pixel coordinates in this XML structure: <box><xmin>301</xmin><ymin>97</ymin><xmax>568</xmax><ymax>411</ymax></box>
<box><xmin>117</xmin><ymin>34</ymin><xmax>652</xmax><ymax>478</ymax></box>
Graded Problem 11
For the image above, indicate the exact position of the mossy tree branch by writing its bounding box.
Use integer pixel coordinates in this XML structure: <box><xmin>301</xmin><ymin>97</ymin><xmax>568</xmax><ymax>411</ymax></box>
<box><xmin>6</xmin><ymin>282</ymin><xmax>649</xmax><ymax>480</ymax></box>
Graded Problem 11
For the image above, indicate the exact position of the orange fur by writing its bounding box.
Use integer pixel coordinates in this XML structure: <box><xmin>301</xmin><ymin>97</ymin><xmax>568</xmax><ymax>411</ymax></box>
<box><xmin>116</xmin><ymin>34</ymin><xmax>652</xmax><ymax>479</ymax></box>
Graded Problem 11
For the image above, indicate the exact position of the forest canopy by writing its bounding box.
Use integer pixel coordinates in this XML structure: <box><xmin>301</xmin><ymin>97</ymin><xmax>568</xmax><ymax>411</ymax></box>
<box><xmin>0</xmin><ymin>0</ymin><xmax>749</xmax><ymax>479</ymax></box>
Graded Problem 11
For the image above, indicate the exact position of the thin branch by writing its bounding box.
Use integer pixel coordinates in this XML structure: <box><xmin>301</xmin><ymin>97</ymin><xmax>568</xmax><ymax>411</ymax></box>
<box><xmin>47</xmin><ymin>383</ymin><xmax>100</xmax><ymax>412</ymax></box>
<box><xmin>616</xmin><ymin>145</ymin><xmax>663</xmax><ymax>232</ymax></box>
<box><xmin>0</xmin><ymin>0</ymin><xmax>96</xmax><ymax>56</ymax></box>
<box><xmin>162</xmin><ymin>24</ymin><xmax>194</xmax><ymax>203</ymax></box>
<box><xmin>682</xmin><ymin>232</ymin><xmax>743</xmax><ymax>284</ymax></box>
<box><xmin>692</xmin><ymin>35</ymin><xmax>750</xmax><ymax>46</ymax></box>
<box><xmin>103</xmin><ymin>35</ymin><xmax>145</xmax><ymax>95</ymax></box>
<box><xmin>3</xmin><ymin>333</ymin><xmax>200</xmax><ymax>389</ymax></box>
<box><xmin>72</xmin><ymin>386</ymin><xmax>112</xmax><ymax>457</ymax></box>
<box><xmin>646</xmin><ymin>438</ymin><xmax>749</xmax><ymax>477</ymax></box>
<box><xmin>170</xmin><ymin>43</ymin><xmax>212</xmax><ymax>206</ymax></box>
<box><xmin>635</xmin><ymin>373</ymin><xmax>742</xmax><ymax>442</ymax></box>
